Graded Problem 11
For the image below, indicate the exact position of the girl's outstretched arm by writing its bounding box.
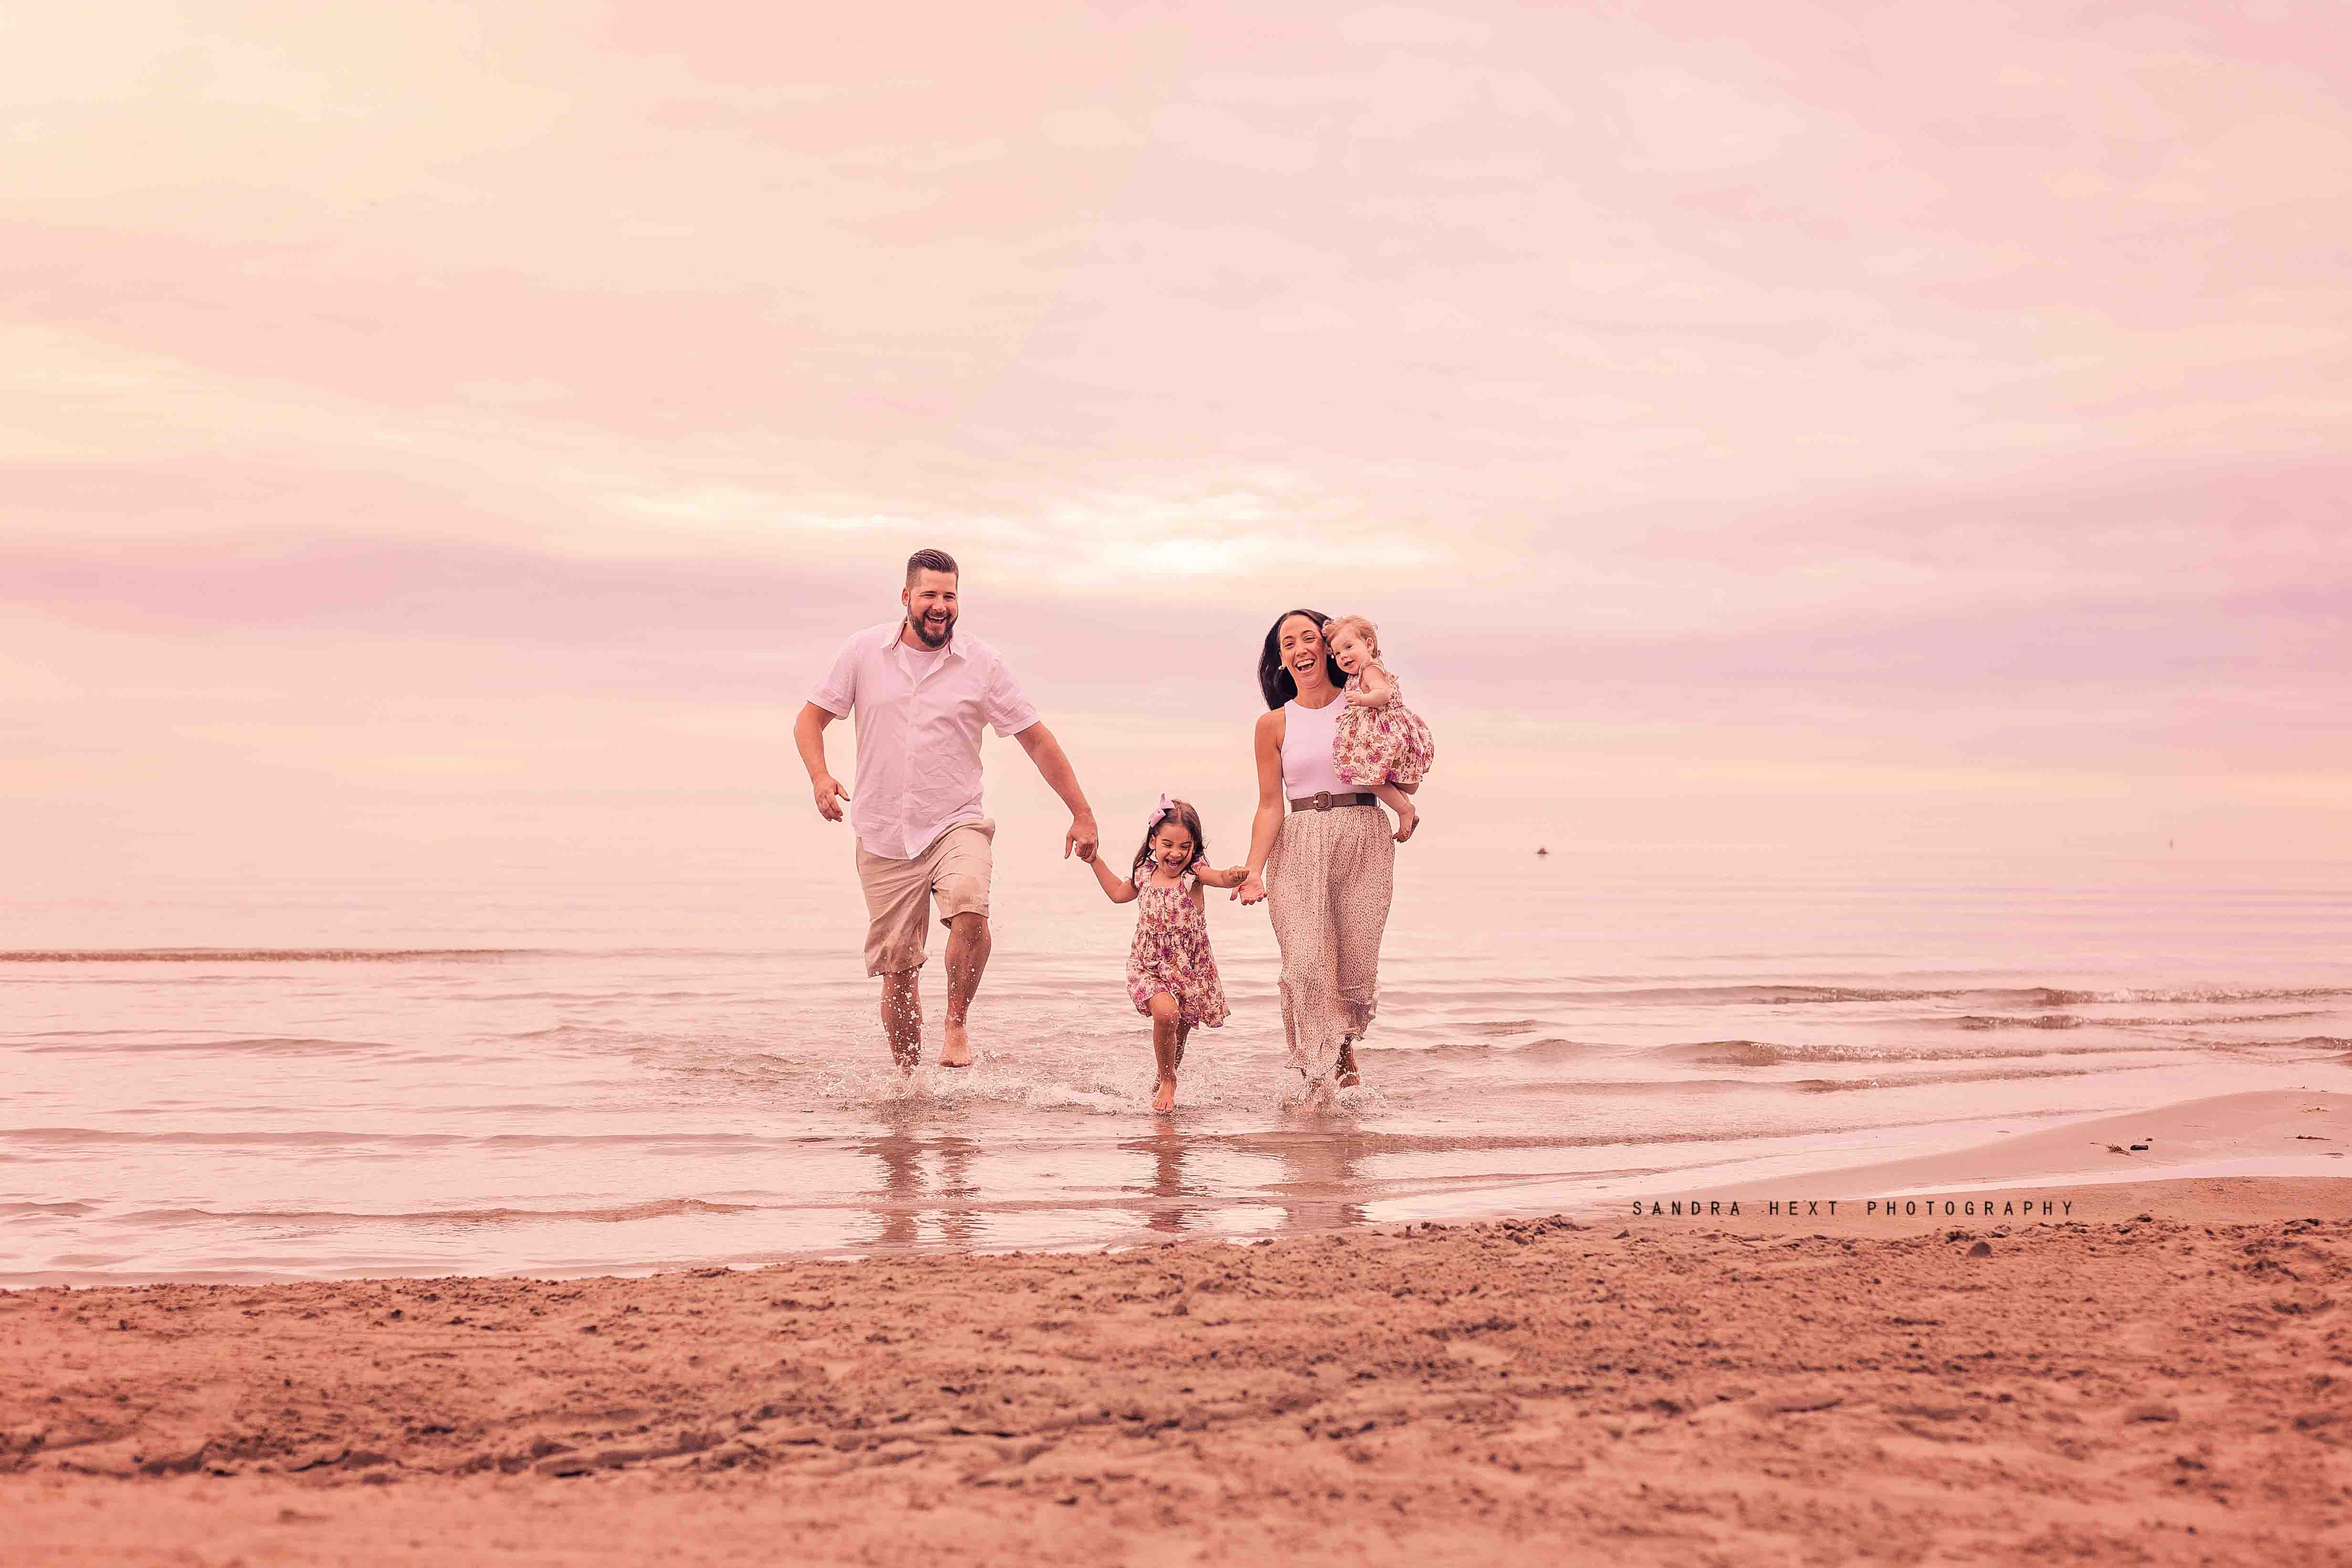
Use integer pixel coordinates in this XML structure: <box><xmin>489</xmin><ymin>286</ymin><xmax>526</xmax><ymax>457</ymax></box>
<box><xmin>1191</xmin><ymin>862</ymin><xmax>1248</xmax><ymax>889</ymax></box>
<box><xmin>1344</xmin><ymin>665</ymin><xmax>1395</xmax><ymax>707</ymax></box>
<box><xmin>1080</xmin><ymin>847</ymin><xmax>1140</xmax><ymax>903</ymax></box>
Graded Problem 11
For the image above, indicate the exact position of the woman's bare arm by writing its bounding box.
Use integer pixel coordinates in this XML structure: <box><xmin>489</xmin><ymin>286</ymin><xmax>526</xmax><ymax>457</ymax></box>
<box><xmin>1234</xmin><ymin>710</ymin><xmax>1285</xmax><ymax>905</ymax></box>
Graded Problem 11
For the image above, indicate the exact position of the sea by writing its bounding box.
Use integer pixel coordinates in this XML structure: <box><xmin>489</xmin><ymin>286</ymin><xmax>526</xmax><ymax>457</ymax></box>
<box><xmin>5</xmin><ymin>854</ymin><xmax>2349</xmax><ymax>1284</ymax></box>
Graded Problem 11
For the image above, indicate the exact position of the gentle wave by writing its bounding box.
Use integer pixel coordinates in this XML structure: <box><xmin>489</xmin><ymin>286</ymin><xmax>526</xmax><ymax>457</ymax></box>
<box><xmin>1791</xmin><ymin>1064</ymin><xmax>2126</xmax><ymax>1093</ymax></box>
<box><xmin>17</xmin><ymin>1036</ymin><xmax>398</xmax><ymax>1057</ymax></box>
<box><xmin>1400</xmin><ymin>983</ymin><xmax>2352</xmax><ymax>1009</ymax></box>
<box><xmin>1648</xmin><ymin>1039</ymin><xmax>2194</xmax><ymax>1067</ymax></box>
<box><xmin>1948</xmin><ymin>1010</ymin><xmax>2327</xmax><ymax>1031</ymax></box>
<box><xmin>0</xmin><ymin>1127</ymin><xmax>817</xmax><ymax>1149</ymax></box>
<box><xmin>113</xmin><ymin>1197</ymin><xmax>757</xmax><ymax>1226</ymax></box>
<box><xmin>0</xmin><ymin>948</ymin><xmax>548</xmax><ymax>964</ymax></box>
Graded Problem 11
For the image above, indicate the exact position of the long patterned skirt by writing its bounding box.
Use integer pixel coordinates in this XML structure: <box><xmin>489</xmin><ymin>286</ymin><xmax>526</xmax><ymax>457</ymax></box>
<box><xmin>1265</xmin><ymin>805</ymin><xmax>1396</xmax><ymax>1082</ymax></box>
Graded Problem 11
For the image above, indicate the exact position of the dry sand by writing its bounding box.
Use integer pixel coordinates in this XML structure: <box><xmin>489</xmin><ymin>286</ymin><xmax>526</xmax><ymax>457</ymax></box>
<box><xmin>9</xmin><ymin>1093</ymin><xmax>2352</xmax><ymax>1566</ymax></box>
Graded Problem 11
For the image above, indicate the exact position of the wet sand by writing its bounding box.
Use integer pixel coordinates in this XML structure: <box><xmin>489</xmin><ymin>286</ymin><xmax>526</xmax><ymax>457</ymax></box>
<box><xmin>9</xmin><ymin>1096</ymin><xmax>2352</xmax><ymax>1565</ymax></box>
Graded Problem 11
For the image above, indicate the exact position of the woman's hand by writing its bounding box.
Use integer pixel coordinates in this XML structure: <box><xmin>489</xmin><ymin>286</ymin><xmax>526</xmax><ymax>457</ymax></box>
<box><xmin>1234</xmin><ymin>871</ymin><xmax>1267</xmax><ymax>905</ymax></box>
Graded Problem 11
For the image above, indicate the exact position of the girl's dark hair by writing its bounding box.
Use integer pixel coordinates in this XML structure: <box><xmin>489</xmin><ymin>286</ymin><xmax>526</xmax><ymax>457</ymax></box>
<box><xmin>1130</xmin><ymin>798</ymin><xmax>1208</xmax><ymax>880</ymax></box>
<box><xmin>1257</xmin><ymin>608</ymin><xmax>1346</xmax><ymax>710</ymax></box>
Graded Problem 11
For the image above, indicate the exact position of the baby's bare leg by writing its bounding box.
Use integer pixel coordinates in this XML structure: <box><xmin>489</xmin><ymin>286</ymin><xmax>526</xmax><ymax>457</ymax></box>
<box><xmin>1372</xmin><ymin>781</ymin><xmax>1419</xmax><ymax>842</ymax></box>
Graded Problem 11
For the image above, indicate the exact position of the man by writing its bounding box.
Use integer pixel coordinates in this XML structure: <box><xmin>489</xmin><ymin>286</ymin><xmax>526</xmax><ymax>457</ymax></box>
<box><xmin>794</xmin><ymin>547</ymin><xmax>1099</xmax><ymax>1069</ymax></box>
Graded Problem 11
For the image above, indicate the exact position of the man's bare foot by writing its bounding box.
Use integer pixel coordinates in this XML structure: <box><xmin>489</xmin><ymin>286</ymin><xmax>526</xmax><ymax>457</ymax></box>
<box><xmin>1152</xmin><ymin>1077</ymin><xmax>1177</xmax><ymax>1113</ymax></box>
<box><xmin>1392</xmin><ymin>799</ymin><xmax>1418</xmax><ymax>843</ymax></box>
<box><xmin>940</xmin><ymin>1020</ymin><xmax>973</xmax><ymax>1068</ymax></box>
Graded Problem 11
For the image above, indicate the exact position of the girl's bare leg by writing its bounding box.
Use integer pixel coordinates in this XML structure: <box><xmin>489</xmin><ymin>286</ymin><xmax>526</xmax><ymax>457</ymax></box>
<box><xmin>1371</xmin><ymin>781</ymin><xmax>1418</xmax><ymax>842</ymax></box>
<box><xmin>1148</xmin><ymin>993</ymin><xmax>1181</xmax><ymax>1112</ymax></box>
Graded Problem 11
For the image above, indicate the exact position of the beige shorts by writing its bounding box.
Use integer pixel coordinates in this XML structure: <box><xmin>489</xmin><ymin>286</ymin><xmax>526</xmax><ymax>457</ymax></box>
<box><xmin>855</xmin><ymin>819</ymin><xmax>995</xmax><ymax>976</ymax></box>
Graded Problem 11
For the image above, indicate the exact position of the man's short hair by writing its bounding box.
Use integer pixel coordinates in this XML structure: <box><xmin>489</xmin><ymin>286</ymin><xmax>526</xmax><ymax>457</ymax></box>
<box><xmin>906</xmin><ymin>547</ymin><xmax>959</xmax><ymax>584</ymax></box>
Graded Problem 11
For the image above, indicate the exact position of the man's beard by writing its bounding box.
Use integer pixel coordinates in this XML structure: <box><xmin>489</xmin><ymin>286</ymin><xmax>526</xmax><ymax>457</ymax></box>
<box><xmin>908</xmin><ymin>611</ymin><xmax>955</xmax><ymax>649</ymax></box>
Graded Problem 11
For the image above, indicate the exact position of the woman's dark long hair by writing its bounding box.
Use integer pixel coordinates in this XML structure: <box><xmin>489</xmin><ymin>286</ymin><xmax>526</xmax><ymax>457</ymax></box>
<box><xmin>1130</xmin><ymin>798</ymin><xmax>1208</xmax><ymax>880</ymax></box>
<box><xmin>1257</xmin><ymin>608</ymin><xmax>1347</xmax><ymax>710</ymax></box>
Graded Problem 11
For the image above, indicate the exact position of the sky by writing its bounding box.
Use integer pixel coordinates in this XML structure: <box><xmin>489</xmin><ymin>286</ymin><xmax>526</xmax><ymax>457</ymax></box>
<box><xmin>5</xmin><ymin>0</ymin><xmax>2348</xmax><ymax>897</ymax></box>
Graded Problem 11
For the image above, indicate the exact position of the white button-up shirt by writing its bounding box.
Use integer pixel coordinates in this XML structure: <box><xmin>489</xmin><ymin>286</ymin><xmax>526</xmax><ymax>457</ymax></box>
<box><xmin>809</xmin><ymin>621</ymin><xmax>1042</xmax><ymax>861</ymax></box>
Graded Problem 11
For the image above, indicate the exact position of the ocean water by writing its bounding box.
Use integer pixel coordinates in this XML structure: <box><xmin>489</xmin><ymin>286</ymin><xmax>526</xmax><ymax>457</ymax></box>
<box><xmin>5</xmin><ymin>855</ymin><xmax>2349</xmax><ymax>1284</ymax></box>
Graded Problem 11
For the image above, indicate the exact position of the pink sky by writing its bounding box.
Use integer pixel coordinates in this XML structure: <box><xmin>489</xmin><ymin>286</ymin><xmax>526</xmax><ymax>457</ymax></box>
<box><xmin>7</xmin><ymin>1</ymin><xmax>2348</xmax><ymax>890</ymax></box>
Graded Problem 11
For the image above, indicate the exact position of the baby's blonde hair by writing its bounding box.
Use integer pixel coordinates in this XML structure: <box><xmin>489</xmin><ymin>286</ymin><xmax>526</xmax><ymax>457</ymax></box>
<box><xmin>1321</xmin><ymin>614</ymin><xmax>1381</xmax><ymax>661</ymax></box>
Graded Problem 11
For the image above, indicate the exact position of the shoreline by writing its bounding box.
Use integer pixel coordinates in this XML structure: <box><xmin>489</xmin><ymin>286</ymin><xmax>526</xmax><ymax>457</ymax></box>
<box><xmin>10</xmin><ymin>1091</ymin><xmax>2349</xmax><ymax>1291</ymax></box>
<box><xmin>9</xmin><ymin>1095</ymin><xmax>2352</xmax><ymax>1563</ymax></box>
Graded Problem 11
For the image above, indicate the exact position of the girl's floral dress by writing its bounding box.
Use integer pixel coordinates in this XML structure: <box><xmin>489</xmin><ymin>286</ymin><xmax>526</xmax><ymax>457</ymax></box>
<box><xmin>1126</xmin><ymin>864</ymin><xmax>1229</xmax><ymax>1028</ymax></box>
<box><xmin>1333</xmin><ymin>663</ymin><xmax>1435</xmax><ymax>788</ymax></box>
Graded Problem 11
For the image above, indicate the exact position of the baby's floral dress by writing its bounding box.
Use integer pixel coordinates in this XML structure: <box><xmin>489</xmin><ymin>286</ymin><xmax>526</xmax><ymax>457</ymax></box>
<box><xmin>1333</xmin><ymin>663</ymin><xmax>1436</xmax><ymax>788</ymax></box>
<box><xmin>1126</xmin><ymin>864</ymin><xmax>1229</xmax><ymax>1028</ymax></box>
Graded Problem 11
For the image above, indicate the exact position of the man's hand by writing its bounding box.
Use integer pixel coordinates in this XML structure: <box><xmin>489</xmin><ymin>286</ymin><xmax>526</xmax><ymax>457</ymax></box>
<box><xmin>1065</xmin><ymin>811</ymin><xmax>1098</xmax><ymax>862</ymax></box>
<box><xmin>1234</xmin><ymin>871</ymin><xmax>1267</xmax><ymax>905</ymax></box>
<box><xmin>812</xmin><ymin>774</ymin><xmax>850</xmax><ymax>822</ymax></box>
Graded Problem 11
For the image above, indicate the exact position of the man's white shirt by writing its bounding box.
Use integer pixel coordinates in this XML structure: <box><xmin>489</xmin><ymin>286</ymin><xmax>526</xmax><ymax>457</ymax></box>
<box><xmin>809</xmin><ymin>621</ymin><xmax>1041</xmax><ymax>861</ymax></box>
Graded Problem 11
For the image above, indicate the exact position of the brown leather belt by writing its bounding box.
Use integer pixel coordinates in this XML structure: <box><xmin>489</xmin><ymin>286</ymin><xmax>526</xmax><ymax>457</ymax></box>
<box><xmin>1287</xmin><ymin>791</ymin><xmax>1377</xmax><ymax>812</ymax></box>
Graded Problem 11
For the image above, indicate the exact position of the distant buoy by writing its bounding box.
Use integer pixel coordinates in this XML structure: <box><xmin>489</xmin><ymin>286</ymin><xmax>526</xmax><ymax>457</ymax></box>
<box><xmin>1536</xmin><ymin>847</ymin><xmax>1549</xmax><ymax>856</ymax></box>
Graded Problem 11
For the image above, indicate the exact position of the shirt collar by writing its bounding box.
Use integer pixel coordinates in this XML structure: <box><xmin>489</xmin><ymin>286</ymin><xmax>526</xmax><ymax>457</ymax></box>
<box><xmin>882</xmin><ymin>621</ymin><xmax>967</xmax><ymax>660</ymax></box>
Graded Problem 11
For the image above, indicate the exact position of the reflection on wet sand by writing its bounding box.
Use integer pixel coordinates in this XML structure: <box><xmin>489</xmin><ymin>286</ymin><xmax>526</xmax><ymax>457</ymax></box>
<box><xmin>1125</xmin><ymin>1125</ymin><xmax>1198</xmax><ymax>1235</ymax></box>
<box><xmin>1266</xmin><ymin>1121</ymin><xmax>1370</xmax><ymax>1233</ymax></box>
<box><xmin>1111</xmin><ymin>1123</ymin><xmax>1368</xmax><ymax>1239</ymax></box>
<box><xmin>863</xmin><ymin>1110</ymin><xmax>979</xmax><ymax>1248</ymax></box>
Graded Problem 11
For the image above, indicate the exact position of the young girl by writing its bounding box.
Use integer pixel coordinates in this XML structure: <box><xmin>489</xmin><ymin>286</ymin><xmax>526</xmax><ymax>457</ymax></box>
<box><xmin>1080</xmin><ymin>796</ymin><xmax>1247</xmax><ymax>1112</ymax></box>
<box><xmin>1324</xmin><ymin>614</ymin><xmax>1435</xmax><ymax>843</ymax></box>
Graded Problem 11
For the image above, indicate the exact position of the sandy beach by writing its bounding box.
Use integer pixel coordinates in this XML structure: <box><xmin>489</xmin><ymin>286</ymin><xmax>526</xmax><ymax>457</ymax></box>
<box><xmin>9</xmin><ymin>1091</ymin><xmax>2352</xmax><ymax>1566</ymax></box>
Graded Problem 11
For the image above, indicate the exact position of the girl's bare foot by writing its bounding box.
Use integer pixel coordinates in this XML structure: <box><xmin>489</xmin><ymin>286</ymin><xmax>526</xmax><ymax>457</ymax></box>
<box><xmin>940</xmin><ymin>1020</ymin><xmax>972</xmax><ymax>1068</ymax></box>
<box><xmin>1152</xmin><ymin>1077</ymin><xmax>1177</xmax><ymax>1113</ymax></box>
<box><xmin>1392</xmin><ymin>798</ymin><xmax>1418</xmax><ymax>843</ymax></box>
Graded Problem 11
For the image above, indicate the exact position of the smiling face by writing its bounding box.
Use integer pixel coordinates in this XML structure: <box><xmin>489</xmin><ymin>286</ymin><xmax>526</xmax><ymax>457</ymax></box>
<box><xmin>1149</xmin><ymin>821</ymin><xmax>1197</xmax><ymax>878</ymax></box>
<box><xmin>1328</xmin><ymin>625</ymin><xmax>1372</xmax><ymax>676</ymax></box>
<box><xmin>1277</xmin><ymin>613</ymin><xmax>1333</xmax><ymax>693</ymax></box>
<box><xmin>900</xmin><ymin>568</ymin><xmax>958</xmax><ymax>649</ymax></box>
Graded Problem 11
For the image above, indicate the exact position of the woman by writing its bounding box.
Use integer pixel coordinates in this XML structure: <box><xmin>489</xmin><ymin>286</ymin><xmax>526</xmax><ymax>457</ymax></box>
<box><xmin>1234</xmin><ymin>609</ymin><xmax>1411</xmax><ymax>1089</ymax></box>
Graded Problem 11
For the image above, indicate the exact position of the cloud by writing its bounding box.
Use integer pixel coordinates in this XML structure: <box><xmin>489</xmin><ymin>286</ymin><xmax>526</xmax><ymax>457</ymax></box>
<box><xmin>1337</xmin><ymin>6</ymin><xmax>1494</xmax><ymax>49</ymax></box>
<box><xmin>8</xmin><ymin>0</ymin><xmax>2352</xmax><ymax>869</ymax></box>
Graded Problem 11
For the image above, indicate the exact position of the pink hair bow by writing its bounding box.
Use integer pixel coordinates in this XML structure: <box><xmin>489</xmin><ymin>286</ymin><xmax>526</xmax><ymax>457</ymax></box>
<box><xmin>1147</xmin><ymin>793</ymin><xmax>1174</xmax><ymax>831</ymax></box>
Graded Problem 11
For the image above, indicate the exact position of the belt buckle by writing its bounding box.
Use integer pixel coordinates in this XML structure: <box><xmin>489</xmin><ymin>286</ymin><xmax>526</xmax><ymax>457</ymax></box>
<box><xmin>1312</xmin><ymin>790</ymin><xmax>1332</xmax><ymax>811</ymax></box>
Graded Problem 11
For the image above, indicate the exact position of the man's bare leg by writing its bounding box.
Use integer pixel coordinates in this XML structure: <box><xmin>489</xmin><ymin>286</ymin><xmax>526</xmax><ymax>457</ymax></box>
<box><xmin>940</xmin><ymin>912</ymin><xmax>991</xmax><ymax>1067</ymax></box>
<box><xmin>879</xmin><ymin>971</ymin><xmax>923</xmax><ymax>1070</ymax></box>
